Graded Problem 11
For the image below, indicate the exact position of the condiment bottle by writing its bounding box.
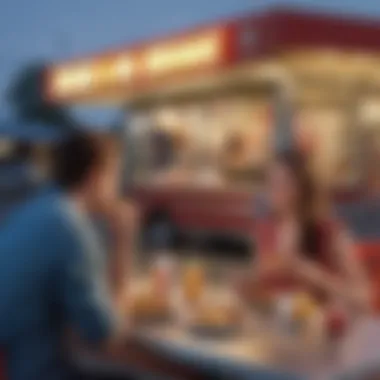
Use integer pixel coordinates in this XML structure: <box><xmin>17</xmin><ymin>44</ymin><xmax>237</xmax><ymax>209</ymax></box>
<box><xmin>182</xmin><ymin>260</ymin><xmax>205</xmax><ymax>304</ymax></box>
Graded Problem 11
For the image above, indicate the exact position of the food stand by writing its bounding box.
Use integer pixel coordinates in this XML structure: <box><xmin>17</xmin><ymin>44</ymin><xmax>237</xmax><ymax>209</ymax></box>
<box><xmin>43</xmin><ymin>9</ymin><xmax>380</xmax><ymax>378</ymax></box>
<box><xmin>44</xmin><ymin>8</ymin><xmax>380</xmax><ymax>252</ymax></box>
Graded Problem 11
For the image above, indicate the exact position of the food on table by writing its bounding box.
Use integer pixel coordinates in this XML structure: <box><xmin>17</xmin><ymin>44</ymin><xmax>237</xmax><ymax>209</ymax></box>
<box><xmin>129</xmin><ymin>283</ymin><xmax>171</xmax><ymax>322</ymax></box>
<box><xmin>188</xmin><ymin>288</ymin><xmax>244</xmax><ymax>336</ymax></box>
<box><xmin>292</xmin><ymin>292</ymin><xmax>318</xmax><ymax>321</ymax></box>
<box><xmin>275</xmin><ymin>292</ymin><xmax>322</xmax><ymax>336</ymax></box>
<box><xmin>132</xmin><ymin>291</ymin><xmax>168</xmax><ymax>314</ymax></box>
<box><xmin>182</xmin><ymin>261</ymin><xmax>205</xmax><ymax>304</ymax></box>
<box><xmin>192</xmin><ymin>303</ymin><xmax>242</xmax><ymax>328</ymax></box>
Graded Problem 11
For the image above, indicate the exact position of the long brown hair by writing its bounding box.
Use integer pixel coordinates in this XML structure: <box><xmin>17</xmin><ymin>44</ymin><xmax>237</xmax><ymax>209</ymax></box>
<box><xmin>275</xmin><ymin>150</ymin><xmax>324</xmax><ymax>260</ymax></box>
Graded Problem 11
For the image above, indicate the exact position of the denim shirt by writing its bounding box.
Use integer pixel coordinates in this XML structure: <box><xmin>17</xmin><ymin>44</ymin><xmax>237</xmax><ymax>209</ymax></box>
<box><xmin>0</xmin><ymin>186</ymin><xmax>116</xmax><ymax>380</ymax></box>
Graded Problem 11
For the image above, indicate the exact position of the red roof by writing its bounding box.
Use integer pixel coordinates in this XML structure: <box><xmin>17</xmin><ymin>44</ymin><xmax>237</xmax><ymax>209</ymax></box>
<box><xmin>46</xmin><ymin>8</ymin><xmax>380</xmax><ymax>103</ymax></box>
<box><xmin>263</xmin><ymin>8</ymin><xmax>380</xmax><ymax>53</ymax></box>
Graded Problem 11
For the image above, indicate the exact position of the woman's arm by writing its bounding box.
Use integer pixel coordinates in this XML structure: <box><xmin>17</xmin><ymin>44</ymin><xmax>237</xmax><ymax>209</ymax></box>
<box><xmin>103</xmin><ymin>200</ymin><xmax>137</xmax><ymax>303</ymax></box>
<box><xmin>234</xmin><ymin>220</ymin><xmax>300</xmax><ymax>300</ymax></box>
<box><xmin>234</xmin><ymin>250</ymin><xmax>291</xmax><ymax>301</ymax></box>
<box><xmin>333</xmin><ymin>229</ymin><xmax>371</xmax><ymax>311</ymax></box>
<box><xmin>294</xmin><ymin>230</ymin><xmax>371</xmax><ymax>312</ymax></box>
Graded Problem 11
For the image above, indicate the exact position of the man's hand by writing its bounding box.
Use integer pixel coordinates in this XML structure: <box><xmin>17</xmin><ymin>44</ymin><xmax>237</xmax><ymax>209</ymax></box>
<box><xmin>100</xmin><ymin>200</ymin><xmax>138</xmax><ymax>304</ymax></box>
<box><xmin>102</xmin><ymin>200</ymin><xmax>138</xmax><ymax>242</ymax></box>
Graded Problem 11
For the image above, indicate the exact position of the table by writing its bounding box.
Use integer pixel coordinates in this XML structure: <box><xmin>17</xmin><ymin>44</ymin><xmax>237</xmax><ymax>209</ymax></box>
<box><xmin>73</xmin><ymin>316</ymin><xmax>380</xmax><ymax>380</ymax></box>
<box><xmin>134</xmin><ymin>323</ymin><xmax>334</xmax><ymax>380</ymax></box>
<box><xmin>74</xmin><ymin>264</ymin><xmax>380</xmax><ymax>380</ymax></box>
<box><xmin>133</xmin><ymin>315</ymin><xmax>380</xmax><ymax>379</ymax></box>
<box><xmin>136</xmin><ymin>328</ymin><xmax>301</xmax><ymax>379</ymax></box>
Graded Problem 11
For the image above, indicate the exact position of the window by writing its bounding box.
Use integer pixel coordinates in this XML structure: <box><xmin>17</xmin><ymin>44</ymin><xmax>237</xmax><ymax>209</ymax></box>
<box><xmin>128</xmin><ymin>93</ymin><xmax>274</xmax><ymax>188</ymax></box>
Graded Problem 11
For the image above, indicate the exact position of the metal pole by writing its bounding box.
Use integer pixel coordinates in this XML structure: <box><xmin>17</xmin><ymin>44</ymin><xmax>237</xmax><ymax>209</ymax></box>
<box><xmin>273</xmin><ymin>70</ymin><xmax>295</xmax><ymax>152</ymax></box>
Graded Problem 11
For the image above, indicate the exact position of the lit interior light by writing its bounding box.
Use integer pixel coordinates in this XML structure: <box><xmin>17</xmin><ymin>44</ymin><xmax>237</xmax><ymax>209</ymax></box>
<box><xmin>155</xmin><ymin>108</ymin><xmax>179</xmax><ymax>130</ymax></box>
<box><xmin>360</xmin><ymin>100</ymin><xmax>380</xmax><ymax>123</ymax></box>
<box><xmin>115</xmin><ymin>56</ymin><xmax>134</xmax><ymax>79</ymax></box>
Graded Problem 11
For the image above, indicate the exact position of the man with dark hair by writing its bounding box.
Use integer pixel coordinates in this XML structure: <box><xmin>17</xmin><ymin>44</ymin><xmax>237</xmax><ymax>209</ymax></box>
<box><xmin>0</xmin><ymin>132</ymin><xmax>135</xmax><ymax>380</ymax></box>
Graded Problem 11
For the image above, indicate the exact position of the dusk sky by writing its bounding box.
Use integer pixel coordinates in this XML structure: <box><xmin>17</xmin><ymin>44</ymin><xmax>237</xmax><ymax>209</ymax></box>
<box><xmin>1</xmin><ymin>0</ymin><xmax>380</xmax><ymax>124</ymax></box>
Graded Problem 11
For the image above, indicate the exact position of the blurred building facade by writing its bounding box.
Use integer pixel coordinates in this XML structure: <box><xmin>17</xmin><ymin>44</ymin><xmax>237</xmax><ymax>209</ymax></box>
<box><xmin>43</xmin><ymin>7</ymin><xmax>380</xmax><ymax>249</ymax></box>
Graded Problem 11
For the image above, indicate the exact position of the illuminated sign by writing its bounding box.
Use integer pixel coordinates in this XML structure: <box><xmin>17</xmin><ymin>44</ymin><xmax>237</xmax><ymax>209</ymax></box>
<box><xmin>48</xmin><ymin>29</ymin><xmax>223</xmax><ymax>100</ymax></box>
<box><xmin>50</xmin><ymin>54</ymin><xmax>135</xmax><ymax>98</ymax></box>
<box><xmin>145</xmin><ymin>32</ymin><xmax>221</xmax><ymax>75</ymax></box>
<box><xmin>51</xmin><ymin>64</ymin><xmax>93</xmax><ymax>95</ymax></box>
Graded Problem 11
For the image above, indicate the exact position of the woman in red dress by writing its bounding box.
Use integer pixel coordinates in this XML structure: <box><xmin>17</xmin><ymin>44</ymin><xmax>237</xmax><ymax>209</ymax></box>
<box><xmin>242</xmin><ymin>149</ymin><xmax>370</xmax><ymax>312</ymax></box>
